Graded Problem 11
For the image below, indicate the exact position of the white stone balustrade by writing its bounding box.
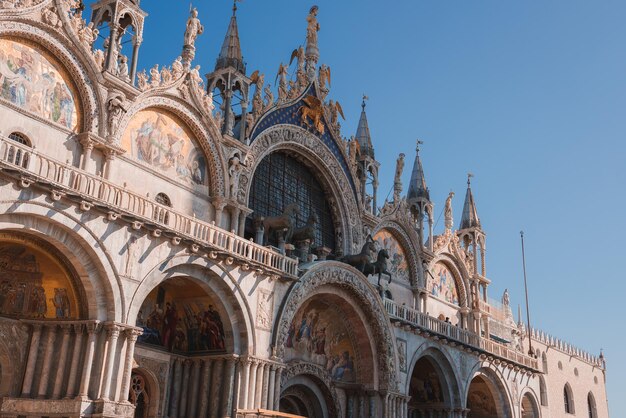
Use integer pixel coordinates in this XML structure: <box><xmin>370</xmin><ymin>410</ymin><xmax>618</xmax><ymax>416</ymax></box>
<box><xmin>0</xmin><ymin>135</ymin><xmax>298</xmax><ymax>278</ymax></box>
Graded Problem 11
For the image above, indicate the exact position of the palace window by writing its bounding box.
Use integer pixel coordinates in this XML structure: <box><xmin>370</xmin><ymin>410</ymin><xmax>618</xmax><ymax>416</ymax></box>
<box><xmin>249</xmin><ymin>152</ymin><xmax>335</xmax><ymax>250</ymax></box>
<box><xmin>588</xmin><ymin>392</ymin><xmax>597</xmax><ymax>418</ymax></box>
<box><xmin>564</xmin><ymin>384</ymin><xmax>575</xmax><ymax>414</ymax></box>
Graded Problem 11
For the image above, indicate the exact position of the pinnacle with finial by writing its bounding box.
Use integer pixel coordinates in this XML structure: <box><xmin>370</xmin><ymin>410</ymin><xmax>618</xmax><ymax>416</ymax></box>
<box><xmin>467</xmin><ymin>172</ymin><xmax>474</xmax><ymax>187</ymax></box>
<box><xmin>416</xmin><ymin>139</ymin><xmax>423</xmax><ymax>153</ymax></box>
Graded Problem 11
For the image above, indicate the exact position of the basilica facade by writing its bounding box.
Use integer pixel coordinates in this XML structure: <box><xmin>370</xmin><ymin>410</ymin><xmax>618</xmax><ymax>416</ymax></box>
<box><xmin>0</xmin><ymin>1</ymin><xmax>609</xmax><ymax>417</ymax></box>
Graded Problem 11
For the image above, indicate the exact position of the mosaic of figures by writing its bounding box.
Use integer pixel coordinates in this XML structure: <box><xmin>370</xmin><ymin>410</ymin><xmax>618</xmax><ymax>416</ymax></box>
<box><xmin>285</xmin><ymin>300</ymin><xmax>356</xmax><ymax>382</ymax></box>
<box><xmin>409</xmin><ymin>360</ymin><xmax>445</xmax><ymax>405</ymax></box>
<box><xmin>0</xmin><ymin>242</ymin><xmax>76</xmax><ymax>319</ymax></box>
<box><xmin>0</xmin><ymin>39</ymin><xmax>78</xmax><ymax>131</ymax></box>
<box><xmin>122</xmin><ymin>109</ymin><xmax>207</xmax><ymax>186</ymax></box>
<box><xmin>428</xmin><ymin>262</ymin><xmax>459</xmax><ymax>305</ymax></box>
<box><xmin>373</xmin><ymin>229</ymin><xmax>410</xmax><ymax>283</ymax></box>
<box><xmin>136</xmin><ymin>279</ymin><xmax>226</xmax><ymax>353</ymax></box>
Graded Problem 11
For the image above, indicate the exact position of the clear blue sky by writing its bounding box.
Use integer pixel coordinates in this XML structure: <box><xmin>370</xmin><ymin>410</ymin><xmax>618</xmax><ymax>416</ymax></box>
<box><xmin>105</xmin><ymin>0</ymin><xmax>624</xmax><ymax>413</ymax></box>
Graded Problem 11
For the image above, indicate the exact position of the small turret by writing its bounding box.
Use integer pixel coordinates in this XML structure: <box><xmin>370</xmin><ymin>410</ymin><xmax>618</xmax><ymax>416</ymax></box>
<box><xmin>458</xmin><ymin>173</ymin><xmax>486</xmax><ymax>277</ymax></box>
<box><xmin>460</xmin><ymin>174</ymin><xmax>481</xmax><ymax>230</ymax></box>
<box><xmin>354</xmin><ymin>97</ymin><xmax>378</xmax><ymax>214</ymax></box>
<box><xmin>407</xmin><ymin>140</ymin><xmax>433</xmax><ymax>248</ymax></box>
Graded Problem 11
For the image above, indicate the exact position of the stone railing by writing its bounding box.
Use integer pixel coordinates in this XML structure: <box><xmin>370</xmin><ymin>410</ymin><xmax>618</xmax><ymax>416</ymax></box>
<box><xmin>384</xmin><ymin>299</ymin><xmax>540</xmax><ymax>371</ymax></box>
<box><xmin>236</xmin><ymin>410</ymin><xmax>306</xmax><ymax>418</ymax></box>
<box><xmin>0</xmin><ymin>136</ymin><xmax>298</xmax><ymax>278</ymax></box>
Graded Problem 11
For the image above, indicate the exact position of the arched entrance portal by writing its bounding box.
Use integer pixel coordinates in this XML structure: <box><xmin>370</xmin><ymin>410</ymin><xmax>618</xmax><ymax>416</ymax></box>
<box><xmin>280</xmin><ymin>373</ymin><xmax>333</xmax><ymax>418</ymax></box>
<box><xmin>521</xmin><ymin>392</ymin><xmax>540</xmax><ymax>418</ymax></box>
<box><xmin>408</xmin><ymin>356</ymin><xmax>451</xmax><ymax>417</ymax></box>
<box><xmin>466</xmin><ymin>372</ymin><xmax>511</xmax><ymax>418</ymax></box>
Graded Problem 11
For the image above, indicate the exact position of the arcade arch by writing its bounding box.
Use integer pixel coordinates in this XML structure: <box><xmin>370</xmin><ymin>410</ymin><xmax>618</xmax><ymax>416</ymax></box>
<box><xmin>466</xmin><ymin>368</ymin><xmax>512</xmax><ymax>418</ymax></box>
<box><xmin>521</xmin><ymin>391</ymin><xmax>540</xmax><ymax>418</ymax></box>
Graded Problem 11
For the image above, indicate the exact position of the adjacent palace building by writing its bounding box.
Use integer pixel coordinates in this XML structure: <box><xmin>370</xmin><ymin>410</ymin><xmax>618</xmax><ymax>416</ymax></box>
<box><xmin>0</xmin><ymin>1</ymin><xmax>608</xmax><ymax>417</ymax></box>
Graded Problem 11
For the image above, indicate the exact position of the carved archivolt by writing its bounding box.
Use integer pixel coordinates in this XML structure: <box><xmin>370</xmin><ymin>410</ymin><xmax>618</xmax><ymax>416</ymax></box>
<box><xmin>0</xmin><ymin>21</ymin><xmax>101</xmax><ymax>134</ymax></box>
<box><xmin>428</xmin><ymin>253</ymin><xmax>469</xmax><ymax>308</ymax></box>
<box><xmin>114</xmin><ymin>95</ymin><xmax>227</xmax><ymax>197</ymax></box>
<box><xmin>281</xmin><ymin>362</ymin><xmax>339</xmax><ymax>417</ymax></box>
<box><xmin>241</xmin><ymin>125</ymin><xmax>361</xmax><ymax>253</ymax></box>
<box><xmin>372</xmin><ymin>220</ymin><xmax>421</xmax><ymax>287</ymax></box>
<box><xmin>274</xmin><ymin>262</ymin><xmax>398</xmax><ymax>391</ymax></box>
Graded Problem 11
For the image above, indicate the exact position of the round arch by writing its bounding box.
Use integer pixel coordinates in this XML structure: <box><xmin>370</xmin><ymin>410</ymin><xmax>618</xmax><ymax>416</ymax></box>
<box><xmin>280</xmin><ymin>364</ymin><xmax>338</xmax><ymax>418</ymax></box>
<box><xmin>372</xmin><ymin>220</ymin><xmax>420</xmax><ymax>287</ymax></box>
<box><xmin>0</xmin><ymin>201</ymin><xmax>123</xmax><ymax>321</ymax></box>
<box><xmin>427</xmin><ymin>254</ymin><xmax>469</xmax><ymax>308</ymax></box>
<box><xmin>273</xmin><ymin>261</ymin><xmax>398</xmax><ymax>391</ymax></box>
<box><xmin>0</xmin><ymin>23</ymin><xmax>102</xmax><ymax>134</ymax></box>
<box><xmin>520</xmin><ymin>389</ymin><xmax>541</xmax><ymax>418</ymax></box>
<box><xmin>405</xmin><ymin>343</ymin><xmax>464</xmax><ymax>408</ymax></box>
<box><xmin>128</xmin><ymin>367</ymin><xmax>160</xmax><ymax>418</ymax></box>
<box><xmin>241</xmin><ymin>125</ymin><xmax>362</xmax><ymax>255</ymax></box>
<box><xmin>465</xmin><ymin>366</ymin><xmax>513</xmax><ymax>418</ymax></box>
<box><xmin>116</xmin><ymin>96</ymin><xmax>227</xmax><ymax>198</ymax></box>
<box><xmin>127</xmin><ymin>255</ymin><xmax>255</xmax><ymax>355</ymax></box>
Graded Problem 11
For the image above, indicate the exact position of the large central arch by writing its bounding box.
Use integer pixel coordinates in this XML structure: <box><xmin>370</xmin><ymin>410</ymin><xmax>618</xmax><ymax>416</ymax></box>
<box><xmin>241</xmin><ymin>125</ymin><xmax>362</xmax><ymax>254</ymax></box>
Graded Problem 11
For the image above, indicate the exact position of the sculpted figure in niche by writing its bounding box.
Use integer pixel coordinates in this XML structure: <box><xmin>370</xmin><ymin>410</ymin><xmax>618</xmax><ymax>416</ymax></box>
<box><xmin>117</xmin><ymin>55</ymin><xmax>129</xmax><ymax>79</ymax></box>
<box><xmin>107</xmin><ymin>94</ymin><xmax>126</xmax><ymax>138</ymax></box>
<box><xmin>228</xmin><ymin>154</ymin><xmax>245</xmax><ymax>200</ymax></box>
<box><xmin>93</xmin><ymin>49</ymin><xmax>105</xmax><ymax>70</ymax></box>
<box><xmin>184</xmin><ymin>8</ymin><xmax>204</xmax><ymax>48</ymax></box>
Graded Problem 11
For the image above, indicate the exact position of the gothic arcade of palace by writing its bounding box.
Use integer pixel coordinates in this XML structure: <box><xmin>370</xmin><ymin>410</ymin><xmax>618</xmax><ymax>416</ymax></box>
<box><xmin>0</xmin><ymin>1</ymin><xmax>609</xmax><ymax>418</ymax></box>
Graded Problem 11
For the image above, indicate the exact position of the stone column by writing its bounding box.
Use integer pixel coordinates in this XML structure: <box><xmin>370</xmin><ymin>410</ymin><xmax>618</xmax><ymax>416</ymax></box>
<box><xmin>369</xmin><ymin>393</ymin><xmax>376</xmax><ymax>418</ymax></box>
<box><xmin>188</xmin><ymin>359</ymin><xmax>201</xmax><ymax>418</ymax></box>
<box><xmin>213</xmin><ymin>198</ymin><xmax>226</xmax><ymax>229</ymax></box>
<box><xmin>239</xmin><ymin>100</ymin><xmax>249</xmax><ymax>143</ymax></box>
<box><xmin>267</xmin><ymin>365</ymin><xmax>276</xmax><ymax>411</ymax></box>
<box><xmin>273</xmin><ymin>366</ymin><xmax>283</xmax><ymax>412</ymax></box>
<box><xmin>231</xmin><ymin>207</ymin><xmax>241</xmax><ymax>234</ymax></box>
<box><xmin>77</xmin><ymin>323</ymin><xmax>99</xmax><ymax>399</ymax></box>
<box><xmin>209</xmin><ymin>358</ymin><xmax>223</xmax><ymax>418</ymax></box>
<box><xmin>221</xmin><ymin>358</ymin><xmax>236</xmax><ymax>418</ymax></box>
<box><xmin>130</xmin><ymin>36</ymin><xmax>142</xmax><ymax>84</ymax></box>
<box><xmin>238</xmin><ymin>210</ymin><xmax>247</xmax><ymax>237</ymax></box>
<box><xmin>99</xmin><ymin>324</ymin><xmax>120</xmax><ymax>400</ymax></box>
<box><xmin>261</xmin><ymin>362</ymin><xmax>271</xmax><ymax>409</ymax></box>
<box><xmin>65</xmin><ymin>324</ymin><xmax>84</xmax><ymax>398</ymax></box>
<box><xmin>238</xmin><ymin>358</ymin><xmax>251</xmax><ymax>409</ymax></box>
<box><xmin>254</xmin><ymin>362</ymin><xmax>265</xmax><ymax>408</ymax></box>
<box><xmin>52</xmin><ymin>324</ymin><xmax>72</xmax><ymax>398</ymax></box>
<box><xmin>37</xmin><ymin>325</ymin><xmax>57</xmax><ymax>398</ymax></box>
<box><xmin>21</xmin><ymin>323</ymin><xmax>42</xmax><ymax>397</ymax></box>
<box><xmin>247</xmin><ymin>360</ymin><xmax>258</xmax><ymax>409</ymax></box>
<box><xmin>347</xmin><ymin>393</ymin><xmax>354</xmax><ymax>418</ymax></box>
<box><xmin>168</xmin><ymin>358</ymin><xmax>183</xmax><ymax>418</ymax></box>
<box><xmin>179</xmin><ymin>359</ymin><xmax>191</xmax><ymax>417</ymax></box>
<box><xmin>197</xmin><ymin>359</ymin><xmax>213</xmax><ymax>417</ymax></box>
<box><xmin>105</xmin><ymin>24</ymin><xmax>120</xmax><ymax>72</ymax></box>
<box><xmin>103</xmin><ymin>151</ymin><xmax>115</xmax><ymax>180</ymax></box>
<box><xmin>118</xmin><ymin>329</ymin><xmax>140</xmax><ymax>403</ymax></box>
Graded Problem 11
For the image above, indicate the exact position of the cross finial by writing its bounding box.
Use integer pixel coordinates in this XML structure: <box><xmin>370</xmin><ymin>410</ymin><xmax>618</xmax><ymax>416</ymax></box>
<box><xmin>416</xmin><ymin>139</ymin><xmax>424</xmax><ymax>153</ymax></box>
<box><xmin>467</xmin><ymin>172</ymin><xmax>474</xmax><ymax>187</ymax></box>
<box><xmin>362</xmin><ymin>94</ymin><xmax>369</xmax><ymax>109</ymax></box>
<box><xmin>233</xmin><ymin>0</ymin><xmax>242</xmax><ymax>15</ymax></box>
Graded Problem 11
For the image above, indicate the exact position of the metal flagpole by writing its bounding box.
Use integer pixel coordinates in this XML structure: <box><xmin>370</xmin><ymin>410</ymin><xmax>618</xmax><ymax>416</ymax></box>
<box><xmin>520</xmin><ymin>230</ymin><xmax>534</xmax><ymax>356</ymax></box>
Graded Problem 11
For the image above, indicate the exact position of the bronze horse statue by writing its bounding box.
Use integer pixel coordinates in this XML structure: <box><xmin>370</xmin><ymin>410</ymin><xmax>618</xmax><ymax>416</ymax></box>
<box><xmin>262</xmin><ymin>203</ymin><xmax>299</xmax><ymax>244</ymax></box>
<box><xmin>339</xmin><ymin>235</ymin><xmax>377</xmax><ymax>272</ymax></box>
<box><xmin>291</xmin><ymin>212</ymin><xmax>319</xmax><ymax>243</ymax></box>
<box><xmin>363</xmin><ymin>248</ymin><xmax>392</xmax><ymax>287</ymax></box>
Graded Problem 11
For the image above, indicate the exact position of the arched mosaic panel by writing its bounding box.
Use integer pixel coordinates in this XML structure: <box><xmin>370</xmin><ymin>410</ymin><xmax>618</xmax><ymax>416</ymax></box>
<box><xmin>285</xmin><ymin>299</ymin><xmax>356</xmax><ymax>383</ymax></box>
<box><xmin>0</xmin><ymin>240</ymin><xmax>79</xmax><ymax>319</ymax></box>
<box><xmin>0</xmin><ymin>38</ymin><xmax>79</xmax><ymax>131</ymax></box>
<box><xmin>122</xmin><ymin>109</ymin><xmax>207</xmax><ymax>186</ymax></box>
<box><xmin>373</xmin><ymin>229</ymin><xmax>410</xmax><ymax>283</ymax></box>
<box><xmin>429</xmin><ymin>263</ymin><xmax>459</xmax><ymax>305</ymax></box>
<box><xmin>135</xmin><ymin>278</ymin><xmax>226</xmax><ymax>353</ymax></box>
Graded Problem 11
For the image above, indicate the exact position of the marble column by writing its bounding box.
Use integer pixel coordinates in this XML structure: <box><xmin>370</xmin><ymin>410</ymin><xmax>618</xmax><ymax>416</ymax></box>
<box><xmin>347</xmin><ymin>393</ymin><xmax>355</xmax><ymax>418</ymax></box>
<box><xmin>247</xmin><ymin>360</ymin><xmax>258</xmax><ymax>409</ymax></box>
<box><xmin>197</xmin><ymin>359</ymin><xmax>213</xmax><ymax>417</ymax></box>
<box><xmin>261</xmin><ymin>362</ymin><xmax>271</xmax><ymax>409</ymax></box>
<box><xmin>238</xmin><ymin>211</ymin><xmax>247</xmax><ymax>237</ymax></box>
<box><xmin>273</xmin><ymin>367</ymin><xmax>283</xmax><ymax>412</ymax></box>
<box><xmin>213</xmin><ymin>198</ymin><xmax>226</xmax><ymax>229</ymax></box>
<box><xmin>21</xmin><ymin>323</ymin><xmax>42</xmax><ymax>397</ymax></box>
<box><xmin>37</xmin><ymin>325</ymin><xmax>57</xmax><ymax>398</ymax></box>
<box><xmin>118</xmin><ymin>329</ymin><xmax>140</xmax><ymax>403</ymax></box>
<box><xmin>77</xmin><ymin>323</ymin><xmax>99</xmax><ymax>399</ymax></box>
<box><xmin>99</xmin><ymin>324</ymin><xmax>120</xmax><ymax>400</ymax></box>
<box><xmin>369</xmin><ymin>394</ymin><xmax>376</xmax><ymax>418</ymax></box>
<box><xmin>52</xmin><ymin>324</ymin><xmax>72</xmax><ymax>398</ymax></box>
<box><xmin>267</xmin><ymin>365</ymin><xmax>276</xmax><ymax>411</ymax></box>
<box><xmin>237</xmin><ymin>358</ymin><xmax>251</xmax><ymax>409</ymax></box>
<box><xmin>209</xmin><ymin>358</ymin><xmax>223</xmax><ymax>418</ymax></box>
<box><xmin>231</xmin><ymin>207</ymin><xmax>241</xmax><ymax>234</ymax></box>
<box><xmin>80</xmin><ymin>139</ymin><xmax>94</xmax><ymax>171</ymax></box>
<box><xmin>179</xmin><ymin>359</ymin><xmax>191</xmax><ymax>417</ymax></box>
<box><xmin>188</xmin><ymin>359</ymin><xmax>201</xmax><ymax>418</ymax></box>
<box><xmin>254</xmin><ymin>362</ymin><xmax>265</xmax><ymax>408</ymax></box>
<box><xmin>168</xmin><ymin>359</ymin><xmax>183</xmax><ymax>418</ymax></box>
<box><xmin>221</xmin><ymin>358</ymin><xmax>236</xmax><ymax>418</ymax></box>
<box><xmin>65</xmin><ymin>324</ymin><xmax>84</xmax><ymax>398</ymax></box>
<box><xmin>103</xmin><ymin>151</ymin><xmax>115</xmax><ymax>180</ymax></box>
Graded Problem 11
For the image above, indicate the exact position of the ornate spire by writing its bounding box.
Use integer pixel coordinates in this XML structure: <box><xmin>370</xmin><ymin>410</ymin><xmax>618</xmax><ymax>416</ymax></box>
<box><xmin>355</xmin><ymin>96</ymin><xmax>374</xmax><ymax>159</ymax></box>
<box><xmin>215</xmin><ymin>1</ymin><xmax>245</xmax><ymax>73</ymax></box>
<box><xmin>460</xmin><ymin>173</ymin><xmax>481</xmax><ymax>230</ymax></box>
<box><xmin>407</xmin><ymin>139</ymin><xmax>429</xmax><ymax>201</ymax></box>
